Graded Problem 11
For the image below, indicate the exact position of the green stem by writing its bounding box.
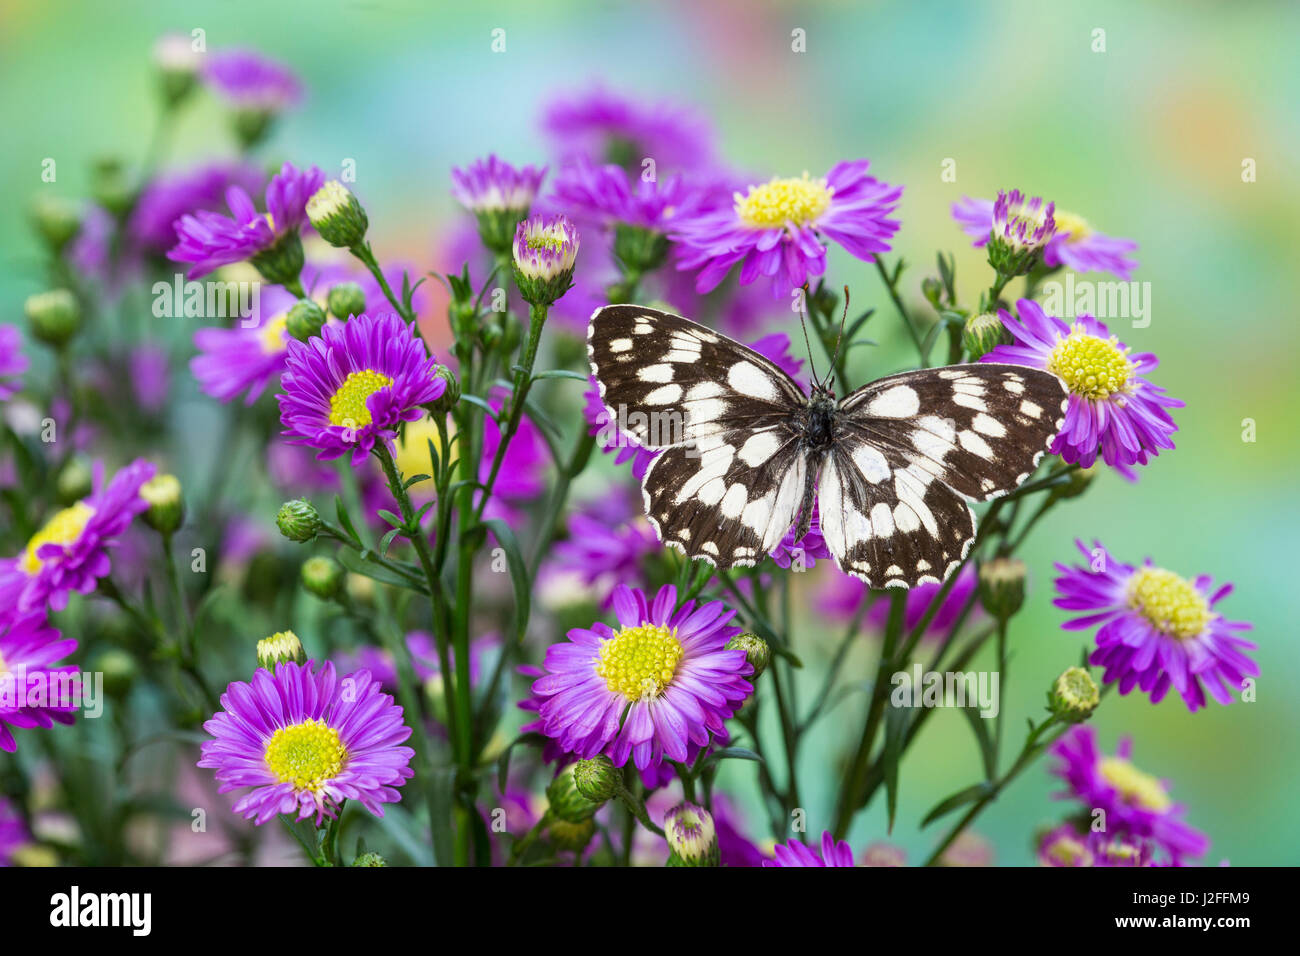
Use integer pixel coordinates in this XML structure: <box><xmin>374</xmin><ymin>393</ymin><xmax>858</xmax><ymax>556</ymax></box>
<box><xmin>874</xmin><ymin>255</ymin><xmax>925</xmax><ymax>362</ymax></box>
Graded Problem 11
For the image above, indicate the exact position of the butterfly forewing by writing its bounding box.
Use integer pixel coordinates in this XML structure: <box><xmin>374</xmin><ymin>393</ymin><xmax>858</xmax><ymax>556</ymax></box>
<box><xmin>821</xmin><ymin>364</ymin><xmax>1068</xmax><ymax>587</ymax></box>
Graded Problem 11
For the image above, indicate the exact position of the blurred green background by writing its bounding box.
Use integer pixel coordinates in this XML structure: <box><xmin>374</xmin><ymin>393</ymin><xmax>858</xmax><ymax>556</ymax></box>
<box><xmin>2</xmin><ymin>0</ymin><xmax>1297</xmax><ymax>865</ymax></box>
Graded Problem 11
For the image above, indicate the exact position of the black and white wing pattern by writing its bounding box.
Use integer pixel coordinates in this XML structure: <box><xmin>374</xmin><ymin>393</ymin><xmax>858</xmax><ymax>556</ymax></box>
<box><xmin>819</xmin><ymin>365</ymin><xmax>1068</xmax><ymax>588</ymax></box>
<box><xmin>588</xmin><ymin>305</ymin><xmax>808</xmax><ymax>567</ymax></box>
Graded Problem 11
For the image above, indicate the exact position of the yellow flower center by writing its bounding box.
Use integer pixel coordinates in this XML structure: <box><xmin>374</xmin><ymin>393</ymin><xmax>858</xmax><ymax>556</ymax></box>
<box><xmin>1127</xmin><ymin>567</ymin><xmax>1210</xmax><ymax>640</ymax></box>
<box><xmin>1044</xmin><ymin>834</ymin><xmax>1092</xmax><ymax>867</ymax></box>
<box><xmin>259</xmin><ymin>314</ymin><xmax>290</xmax><ymax>354</ymax></box>
<box><xmin>1046</xmin><ymin>327</ymin><xmax>1133</xmax><ymax>401</ymax></box>
<box><xmin>20</xmin><ymin>502</ymin><xmax>95</xmax><ymax>575</ymax></box>
<box><xmin>595</xmin><ymin>623</ymin><xmax>684</xmax><ymax>700</ymax></box>
<box><xmin>1052</xmin><ymin>209</ymin><xmax>1092</xmax><ymax>243</ymax></box>
<box><xmin>736</xmin><ymin>173</ymin><xmax>833</xmax><ymax>229</ymax></box>
<box><xmin>1099</xmin><ymin>756</ymin><xmax>1172</xmax><ymax>812</ymax></box>
<box><xmin>526</xmin><ymin>234</ymin><xmax>564</xmax><ymax>251</ymax></box>
<box><xmin>393</xmin><ymin>415</ymin><xmax>448</xmax><ymax>495</ymax></box>
<box><xmin>328</xmin><ymin>369</ymin><xmax>393</xmax><ymax>428</ymax></box>
<box><xmin>263</xmin><ymin>718</ymin><xmax>347</xmax><ymax>792</ymax></box>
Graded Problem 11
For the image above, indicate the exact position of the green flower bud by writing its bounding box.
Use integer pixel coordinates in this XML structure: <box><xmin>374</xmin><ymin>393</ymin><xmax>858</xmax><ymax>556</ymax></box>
<box><xmin>921</xmin><ymin>276</ymin><xmax>944</xmax><ymax>308</ymax></box>
<box><xmin>257</xmin><ymin>630</ymin><xmax>307</xmax><ymax>671</ymax></box>
<box><xmin>611</xmin><ymin>223</ymin><xmax>670</xmax><ymax>276</ymax></box>
<box><xmin>276</xmin><ymin>499</ymin><xmax>321</xmax><ymax>542</ymax></box>
<box><xmin>545</xmin><ymin>764</ymin><xmax>603</xmax><ymax>823</ymax></box>
<box><xmin>547</xmin><ymin>816</ymin><xmax>596</xmax><ymax>853</ymax></box>
<box><xmin>325</xmin><ymin>281</ymin><xmax>367</xmax><ymax>320</ymax></box>
<box><xmin>962</xmin><ymin>311</ymin><xmax>1010</xmax><ymax>360</ymax></box>
<box><xmin>250</xmin><ymin>230</ymin><xmax>305</xmax><ymax>289</ymax></box>
<box><xmin>307</xmin><ymin>181</ymin><xmax>369</xmax><ymax>249</ymax></box>
<box><xmin>29</xmin><ymin>196</ymin><xmax>82</xmax><ymax>253</ymax></box>
<box><xmin>511</xmin><ymin>215</ymin><xmax>580</xmax><ymax>308</ymax></box>
<box><xmin>285</xmin><ymin>299</ymin><xmax>328</xmax><ymax>342</ymax></box>
<box><xmin>140</xmin><ymin>473</ymin><xmax>185</xmax><ymax>534</ymax></box>
<box><xmin>300</xmin><ymin>555</ymin><xmax>344</xmax><ymax>601</ymax></box>
<box><xmin>153</xmin><ymin>34</ymin><xmax>200</xmax><ymax>108</ymax></box>
<box><xmin>350</xmin><ymin>851</ymin><xmax>388</xmax><ymax>867</ymax></box>
<box><xmin>90</xmin><ymin>157</ymin><xmax>134</xmax><ymax>218</ymax></box>
<box><xmin>664</xmin><ymin>802</ymin><xmax>718</xmax><ymax>867</ymax></box>
<box><xmin>1049</xmin><ymin>463</ymin><xmax>1098</xmax><ymax>503</ymax></box>
<box><xmin>232</xmin><ymin>108</ymin><xmax>275</xmax><ymax>151</ymax></box>
<box><xmin>25</xmin><ymin>289</ymin><xmax>82</xmax><ymax>348</ymax></box>
<box><xmin>91</xmin><ymin>648</ymin><xmax>139</xmax><ymax>698</ymax></box>
<box><xmin>572</xmin><ymin>755</ymin><xmax>620</xmax><ymax>804</ymax></box>
<box><xmin>1048</xmin><ymin>666</ymin><xmax>1100</xmax><ymax>724</ymax></box>
<box><xmin>425</xmin><ymin>366</ymin><xmax>460</xmax><ymax>416</ymax></box>
<box><xmin>978</xmin><ymin>556</ymin><xmax>1026</xmax><ymax>621</ymax></box>
<box><xmin>725</xmin><ymin>632</ymin><xmax>770</xmax><ymax>680</ymax></box>
<box><xmin>55</xmin><ymin>457</ymin><xmax>94</xmax><ymax>505</ymax></box>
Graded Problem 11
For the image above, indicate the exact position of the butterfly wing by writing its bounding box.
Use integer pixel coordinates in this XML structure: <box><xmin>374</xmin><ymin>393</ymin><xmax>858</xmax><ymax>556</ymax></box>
<box><xmin>588</xmin><ymin>305</ymin><xmax>809</xmax><ymax>567</ymax></box>
<box><xmin>820</xmin><ymin>363</ymin><xmax>1069</xmax><ymax>588</ymax></box>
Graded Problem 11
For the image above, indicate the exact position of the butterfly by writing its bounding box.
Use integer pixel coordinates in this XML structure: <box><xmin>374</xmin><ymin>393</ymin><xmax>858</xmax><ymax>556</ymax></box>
<box><xmin>587</xmin><ymin>304</ymin><xmax>1070</xmax><ymax>589</ymax></box>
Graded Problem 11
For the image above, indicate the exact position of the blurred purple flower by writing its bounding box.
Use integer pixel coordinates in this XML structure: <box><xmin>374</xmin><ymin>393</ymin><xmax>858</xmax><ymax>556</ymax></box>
<box><xmin>130</xmin><ymin>162</ymin><xmax>265</xmax><ymax>253</ymax></box>
<box><xmin>0</xmin><ymin>325</ymin><xmax>27</xmax><ymax>400</ymax></box>
<box><xmin>201</xmin><ymin>49</ymin><xmax>302</xmax><ymax>111</ymax></box>
<box><xmin>541</xmin><ymin>87</ymin><xmax>717</xmax><ymax>173</ymax></box>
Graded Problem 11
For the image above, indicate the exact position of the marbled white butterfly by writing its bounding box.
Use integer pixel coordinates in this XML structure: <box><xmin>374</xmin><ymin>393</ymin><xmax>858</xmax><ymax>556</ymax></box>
<box><xmin>588</xmin><ymin>304</ymin><xmax>1069</xmax><ymax>589</ymax></box>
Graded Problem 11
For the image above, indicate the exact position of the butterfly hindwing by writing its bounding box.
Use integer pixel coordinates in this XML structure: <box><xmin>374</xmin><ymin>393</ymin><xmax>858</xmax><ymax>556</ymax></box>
<box><xmin>837</xmin><ymin>364</ymin><xmax>1069</xmax><ymax>502</ymax></box>
<box><xmin>588</xmin><ymin>305</ymin><xmax>805</xmax><ymax>450</ymax></box>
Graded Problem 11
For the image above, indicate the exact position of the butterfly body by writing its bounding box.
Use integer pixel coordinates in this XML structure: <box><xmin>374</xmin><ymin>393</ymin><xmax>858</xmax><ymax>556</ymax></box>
<box><xmin>588</xmin><ymin>305</ymin><xmax>1069</xmax><ymax>589</ymax></box>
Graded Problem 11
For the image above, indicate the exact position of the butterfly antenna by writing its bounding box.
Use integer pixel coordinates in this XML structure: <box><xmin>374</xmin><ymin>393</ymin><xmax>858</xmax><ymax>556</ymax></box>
<box><xmin>826</xmin><ymin>286</ymin><xmax>851</xmax><ymax>390</ymax></box>
<box><xmin>797</xmin><ymin>284</ymin><xmax>823</xmax><ymax>389</ymax></box>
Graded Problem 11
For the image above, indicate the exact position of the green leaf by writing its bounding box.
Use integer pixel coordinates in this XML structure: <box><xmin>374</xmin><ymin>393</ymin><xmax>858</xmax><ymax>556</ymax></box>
<box><xmin>883</xmin><ymin>702</ymin><xmax>908</xmax><ymax>833</ymax></box>
<box><xmin>960</xmin><ymin>706</ymin><xmax>998</xmax><ymax>781</ymax></box>
<box><xmin>379</xmin><ymin>527</ymin><xmax>403</xmax><ymax>556</ymax></box>
<box><xmin>481</xmin><ymin>518</ymin><xmax>531</xmax><ymax>642</ymax></box>
<box><xmin>336</xmin><ymin>547</ymin><xmax>426</xmax><ymax>592</ymax></box>
<box><xmin>496</xmin><ymin>732</ymin><xmax>545</xmax><ymax>792</ymax></box>
<box><xmin>459</xmin><ymin>394</ymin><xmax>500</xmax><ymax>422</ymax></box>
<box><xmin>531</xmin><ymin>368</ymin><xmax>587</xmax><ymax>383</ymax></box>
<box><xmin>702</xmin><ymin>747</ymin><xmax>763</xmax><ymax>768</ymax></box>
<box><xmin>377</xmin><ymin>509</ymin><xmax>405</xmax><ymax>530</ymax></box>
<box><xmin>403</xmin><ymin>473</ymin><xmax>431</xmax><ymax>489</ymax></box>
<box><xmin>334</xmin><ymin>494</ymin><xmax>363</xmax><ymax>545</ymax></box>
<box><xmin>921</xmin><ymin>782</ymin><xmax>994</xmax><ymax>828</ymax></box>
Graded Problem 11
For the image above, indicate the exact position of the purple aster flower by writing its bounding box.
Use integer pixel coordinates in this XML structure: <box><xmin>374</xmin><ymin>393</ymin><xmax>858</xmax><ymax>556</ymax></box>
<box><xmin>1053</xmin><ymin>540</ymin><xmax>1257</xmax><ymax>711</ymax></box>
<box><xmin>989</xmin><ymin>188</ymin><xmax>1056</xmax><ymax>256</ymax></box>
<box><xmin>128</xmin><ymin>345</ymin><xmax>169</xmax><ymax>413</ymax></box>
<box><xmin>0</xmin><ymin>796</ymin><xmax>28</xmax><ymax>865</ymax></box>
<box><xmin>541</xmin><ymin>87</ymin><xmax>716</xmax><ymax>172</ymax></box>
<box><xmin>450</xmin><ymin>154</ymin><xmax>546</xmax><ymax>215</ymax></box>
<box><xmin>547</xmin><ymin>510</ymin><xmax>660</xmax><ymax>609</ymax></box>
<box><xmin>952</xmin><ymin>196</ymin><xmax>1139</xmax><ymax>280</ymax></box>
<box><xmin>199</xmin><ymin>661</ymin><xmax>413</xmax><ymax>826</ymax></box>
<box><xmin>770</xmin><ymin>501</ymin><xmax>832</xmax><ymax>570</ymax></box>
<box><xmin>277</xmin><ymin>311</ymin><xmax>445</xmax><ymax>466</ymax></box>
<box><xmin>0</xmin><ymin>459</ymin><xmax>154</xmax><ymax>614</ymax></box>
<box><xmin>200</xmin><ymin>48</ymin><xmax>302</xmax><ymax>112</ymax></box>
<box><xmin>1037</xmin><ymin>823</ymin><xmax>1095</xmax><ymax>867</ymax></box>
<box><xmin>530</xmin><ymin>583</ymin><xmax>752</xmax><ymax>772</ymax></box>
<box><xmin>982</xmin><ymin>299</ymin><xmax>1182</xmax><ymax>472</ymax></box>
<box><xmin>551</xmin><ymin>158</ymin><xmax>705</xmax><ymax>232</ymax></box>
<box><xmin>764</xmin><ymin>831</ymin><xmax>856</xmax><ymax>867</ymax></box>
<box><xmin>168</xmin><ymin>162</ymin><xmax>325</xmax><ymax>280</ymax></box>
<box><xmin>673</xmin><ymin>160</ymin><xmax>902</xmax><ymax>298</ymax></box>
<box><xmin>129</xmin><ymin>162</ymin><xmax>265</xmax><ymax>254</ymax></box>
<box><xmin>0</xmin><ymin>325</ymin><xmax>27</xmax><ymax>400</ymax></box>
<box><xmin>1050</xmin><ymin>726</ymin><xmax>1209</xmax><ymax>861</ymax></box>
<box><xmin>0</xmin><ymin>612</ymin><xmax>80</xmax><ymax>753</ymax></box>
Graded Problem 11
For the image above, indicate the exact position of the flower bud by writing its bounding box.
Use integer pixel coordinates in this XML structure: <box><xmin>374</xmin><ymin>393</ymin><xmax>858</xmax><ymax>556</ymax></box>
<box><xmin>547</xmin><ymin>816</ymin><xmax>596</xmax><ymax>853</ymax></box>
<box><xmin>664</xmin><ymin>802</ymin><xmax>718</xmax><ymax>867</ymax></box>
<box><xmin>153</xmin><ymin>34</ymin><xmax>200</xmax><ymax>108</ymax></box>
<box><xmin>1049</xmin><ymin>463</ymin><xmax>1098</xmax><ymax>503</ymax></box>
<box><xmin>29</xmin><ymin>196</ymin><xmax>82</xmax><ymax>253</ymax></box>
<box><xmin>25</xmin><ymin>289</ymin><xmax>82</xmax><ymax>348</ymax></box>
<box><xmin>545</xmin><ymin>764</ymin><xmax>603</xmax><ymax>823</ymax></box>
<box><xmin>425</xmin><ymin>366</ymin><xmax>460</xmax><ymax>416</ymax></box>
<box><xmin>962</xmin><ymin>312</ymin><xmax>1009</xmax><ymax>360</ymax></box>
<box><xmin>91</xmin><ymin>648</ymin><xmax>139</xmax><ymax>698</ymax></box>
<box><xmin>276</xmin><ymin>498</ymin><xmax>321</xmax><ymax>542</ymax></box>
<box><xmin>1037</xmin><ymin>825</ymin><xmax>1093</xmax><ymax>867</ymax></box>
<box><xmin>90</xmin><ymin>157</ymin><xmax>134</xmax><ymax>218</ymax></box>
<box><xmin>1048</xmin><ymin>666</ymin><xmax>1100</xmax><ymax>724</ymax></box>
<box><xmin>285</xmin><ymin>299</ymin><xmax>328</xmax><ymax>342</ymax></box>
<box><xmin>301</xmin><ymin>555</ymin><xmax>344</xmax><ymax>601</ymax></box>
<box><xmin>307</xmin><ymin>181</ymin><xmax>369</xmax><ymax>249</ymax></box>
<box><xmin>572</xmin><ymin>755</ymin><xmax>620</xmax><ymax>804</ymax></box>
<box><xmin>232</xmin><ymin>108</ymin><xmax>275</xmax><ymax>151</ymax></box>
<box><xmin>257</xmin><ymin>630</ymin><xmax>307</xmax><ymax>671</ymax></box>
<box><xmin>978</xmin><ymin>556</ymin><xmax>1026</xmax><ymax>621</ymax></box>
<box><xmin>512</xmin><ymin>214</ymin><xmax>580</xmax><ymax>307</ymax></box>
<box><xmin>921</xmin><ymin>276</ymin><xmax>944</xmax><ymax>308</ymax></box>
<box><xmin>140</xmin><ymin>473</ymin><xmax>185</xmax><ymax>534</ymax></box>
<box><xmin>249</xmin><ymin>230</ymin><xmax>305</xmax><ymax>289</ymax></box>
<box><xmin>350</xmin><ymin>851</ymin><xmax>388</xmax><ymax>867</ymax></box>
<box><xmin>725</xmin><ymin>632</ymin><xmax>770</xmax><ymax>680</ymax></box>
<box><xmin>611</xmin><ymin>223</ymin><xmax>670</xmax><ymax>275</ymax></box>
<box><xmin>986</xmin><ymin>189</ymin><xmax>1056</xmax><ymax>278</ymax></box>
<box><xmin>325</xmin><ymin>282</ymin><xmax>366</xmax><ymax>320</ymax></box>
<box><xmin>55</xmin><ymin>457</ymin><xmax>93</xmax><ymax>505</ymax></box>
